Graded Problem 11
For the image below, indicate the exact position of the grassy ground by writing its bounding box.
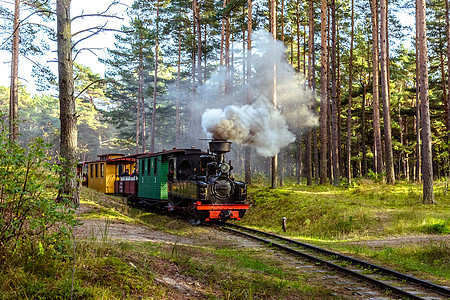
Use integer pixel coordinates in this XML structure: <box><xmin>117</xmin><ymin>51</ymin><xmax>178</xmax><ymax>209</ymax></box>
<box><xmin>0</xmin><ymin>187</ymin><xmax>343</xmax><ymax>300</ymax></box>
<box><xmin>239</xmin><ymin>178</ymin><xmax>450</xmax><ymax>284</ymax></box>
<box><xmin>2</xmin><ymin>179</ymin><xmax>449</xmax><ymax>299</ymax></box>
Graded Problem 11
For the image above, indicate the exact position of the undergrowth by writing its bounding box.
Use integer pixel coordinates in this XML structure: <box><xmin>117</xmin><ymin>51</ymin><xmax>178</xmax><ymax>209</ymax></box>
<box><xmin>239</xmin><ymin>178</ymin><xmax>450</xmax><ymax>282</ymax></box>
<box><xmin>0</xmin><ymin>118</ymin><xmax>77</xmax><ymax>299</ymax></box>
<box><xmin>242</xmin><ymin>179</ymin><xmax>450</xmax><ymax>239</ymax></box>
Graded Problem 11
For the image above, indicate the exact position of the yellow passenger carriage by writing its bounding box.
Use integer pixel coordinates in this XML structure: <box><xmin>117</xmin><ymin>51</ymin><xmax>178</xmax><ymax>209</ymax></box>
<box><xmin>85</xmin><ymin>154</ymin><xmax>136</xmax><ymax>194</ymax></box>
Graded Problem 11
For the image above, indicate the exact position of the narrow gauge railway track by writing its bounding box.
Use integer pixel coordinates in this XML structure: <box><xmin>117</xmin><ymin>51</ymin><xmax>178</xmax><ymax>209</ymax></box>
<box><xmin>220</xmin><ymin>223</ymin><xmax>450</xmax><ymax>300</ymax></box>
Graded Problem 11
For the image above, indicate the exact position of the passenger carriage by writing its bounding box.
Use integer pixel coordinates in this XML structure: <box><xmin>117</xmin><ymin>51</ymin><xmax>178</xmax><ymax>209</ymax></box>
<box><xmin>85</xmin><ymin>154</ymin><xmax>136</xmax><ymax>194</ymax></box>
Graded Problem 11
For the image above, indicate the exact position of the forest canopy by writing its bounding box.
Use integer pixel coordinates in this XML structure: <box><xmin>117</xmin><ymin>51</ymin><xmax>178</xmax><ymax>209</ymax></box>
<box><xmin>0</xmin><ymin>0</ymin><xmax>448</xmax><ymax>203</ymax></box>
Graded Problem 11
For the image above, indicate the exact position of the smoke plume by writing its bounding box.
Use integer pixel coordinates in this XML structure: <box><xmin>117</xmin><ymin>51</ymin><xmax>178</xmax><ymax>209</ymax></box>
<box><xmin>200</xmin><ymin>31</ymin><xmax>318</xmax><ymax>157</ymax></box>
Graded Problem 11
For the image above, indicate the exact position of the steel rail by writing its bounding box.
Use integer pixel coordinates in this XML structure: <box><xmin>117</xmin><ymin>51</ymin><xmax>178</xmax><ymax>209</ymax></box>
<box><xmin>222</xmin><ymin>223</ymin><xmax>450</xmax><ymax>300</ymax></box>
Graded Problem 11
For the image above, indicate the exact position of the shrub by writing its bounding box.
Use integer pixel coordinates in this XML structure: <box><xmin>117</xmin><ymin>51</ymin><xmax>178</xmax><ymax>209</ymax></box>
<box><xmin>0</xmin><ymin>118</ymin><xmax>76</xmax><ymax>261</ymax></box>
<box><xmin>423</xmin><ymin>218</ymin><xmax>450</xmax><ymax>234</ymax></box>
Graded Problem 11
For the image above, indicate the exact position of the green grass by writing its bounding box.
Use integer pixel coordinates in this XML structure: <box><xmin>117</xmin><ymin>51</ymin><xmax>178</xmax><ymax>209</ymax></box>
<box><xmin>0</xmin><ymin>186</ymin><xmax>341</xmax><ymax>299</ymax></box>
<box><xmin>242</xmin><ymin>179</ymin><xmax>450</xmax><ymax>239</ymax></box>
<box><xmin>2</xmin><ymin>180</ymin><xmax>449</xmax><ymax>299</ymax></box>
<box><xmin>239</xmin><ymin>178</ymin><xmax>450</xmax><ymax>282</ymax></box>
<box><xmin>327</xmin><ymin>240</ymin><xmax>450</xmax><ymax>282</ymax></box>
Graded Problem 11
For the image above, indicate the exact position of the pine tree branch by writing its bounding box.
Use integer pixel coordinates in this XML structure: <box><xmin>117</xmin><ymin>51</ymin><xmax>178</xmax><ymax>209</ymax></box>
<box><xmin>73</xmin><ymin>47</ymin><xmax>104</xmax><ymax>61</ymax></box>
<box><xmin>74</xmin><ymin>79</ymin><xmax>107</xmax><ymax>101</ymax></box>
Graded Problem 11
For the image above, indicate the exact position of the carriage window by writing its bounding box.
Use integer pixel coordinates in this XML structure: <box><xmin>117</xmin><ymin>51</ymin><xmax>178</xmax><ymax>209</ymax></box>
<box><xmin>95</xmin><ymin>164</ymin><xmax>98</xmax><ymax>178</ymax></box>
<box><xmin>147</xmin><ymin>159</ymin><xmax>150</xmax><ymax>175</ymax></box>
<box><xmin>100</xmin><ymin>163</ymin><xmax>104</xmax><ymax>178</ymax></box>
<box><xmin>118</xmin><ymin>164</ymin><xmax>124</xmax><ymax>176</ymax></box>
<box><xmin>90</xmin><ymin>164</ymin><xmax>93</xmax><ymax>178</ymax></box>
<box><xmin>154</xmin><ymin>158</ymin><xmax>157</xmax><ymax>175</ymax></box>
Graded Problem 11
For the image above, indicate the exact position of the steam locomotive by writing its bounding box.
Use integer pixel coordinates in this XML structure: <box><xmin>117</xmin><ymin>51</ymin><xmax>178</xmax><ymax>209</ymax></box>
<box><xmin>84</xmin><ymin>140</ymin><xmax>248</xmax><ymax>222</ymax></box>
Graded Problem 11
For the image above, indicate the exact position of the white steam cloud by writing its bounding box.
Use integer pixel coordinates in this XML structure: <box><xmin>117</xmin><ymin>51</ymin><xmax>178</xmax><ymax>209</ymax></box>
<box><xmin>200</xmin><ymin>31</ymin><xmax>318</xmax><ymax>157</ymax></box>
<box><xmin>202</xmin><ymin>101</ymin><xmax>295</xmax><ymax>157</ymax></box>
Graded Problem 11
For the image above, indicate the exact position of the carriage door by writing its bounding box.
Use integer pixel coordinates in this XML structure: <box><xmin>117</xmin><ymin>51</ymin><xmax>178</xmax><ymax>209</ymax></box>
<box><xmin>168</xmin><ymin>158</ymin><xmax>176</xmax><ymax>181</ymax></box>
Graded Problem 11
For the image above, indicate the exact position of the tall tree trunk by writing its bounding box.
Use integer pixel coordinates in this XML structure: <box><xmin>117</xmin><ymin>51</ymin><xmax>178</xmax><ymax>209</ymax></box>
<box><xmin>415</xmin><ymin>6</ymin><xmax>421</xmax><ymax>183</ymax></box>
<box><xmin>446</xmin><ymin>0</ymin><xmax>450</xmax><ymax>179</ymax></box>
<box><xmin>57</xmin><ymin>0</ymin><xmax>79</xmax><ymax>205</ymax></box>
<box><xmin>297</xmin><ymin>134</ymin><xmax>303</xmax><ymax>184</ymax></box>
<box><xmin>362</xmin><ymin>78</ymin><xmax>367</xmax><ymax>176</ymax></box>
<box><xmin>271</xmin><ymin>0</ymin><xmax>278</xmax><ymax>189</ymax></box>
<box><xmin>192</xmin><ymin>21</ymin><xmax>196</xmax><ymax>85</ymax></box>
<box><xmin>405</xmin><ymin>118</ymin><xmax>410</xmax><ymax>180</ymax></box>
<box><xmin>417</xmin><ymin>0</ymin><xmax>435</xmax><ymax>204</ymax></box>
<box><xmin>337</xmin><ymin>21</ymin><xmax>343</xmax><ymax>178</ymax></box>
<box><xmin>370</xmin><ymin>0</ymin><xmax>383</xmax><ymax>175</ymax></box>
<box><xmin>280</xmin><ymin>149</ymin><xmax>285</xmax><ymax>187</ymax></box>
<box><xmin>194</xmin><ymin>0</ymin><xmax>202</xmax><ymax>84</ymax></box>
<box><xmin>310</xmin><ymin>0</ymin><xmax>319</xmax><ymax>184</ymax></box>
<box><xmin>176</xmin><ymin>29</ymin><xmax>181</xmax><ymax>148</ymax></box>
<box><xmin>296</xmin><ymin>0</ymin><xmax>300</xmax><ymax>73</ymax></box>
<box><xmin>441</xmin><ymin>51</ymin><xmax>448</xmax><ymax>136</ymax></box>
<box><xmin>279</xmin><ymin>0</ymin><xmax>285</xmax><ymax>187</ymax></box>
<box><xmin>139</xmin><ymin>50</ymin><xmax>146</xmax><ymax>153</ymax></box>
<box><xmin>303</xmin><ymin>25</ymin><xmax>307</xmax><ymax>75</ymax></box>
<box><xmin>225</xmin><ymin>10</ymin><xmax>231</xmax><ymax>94</ymax></box>
<box><xmin>204</xmin><ymin>24</ymin><xmax>207</xmax><ymax>82</ymax></box>
<box><xmin>135</xmin><ymin>80</ymin><xmax>141</xmax><ymax>154</ymax></box>
<box><xmin>245</xmin><ymin>0</ymin><xmax>252</xmax><ymax>185</ymax></box>
<box><xmin>243</xmin><ymin>10</ymin><xmax>246</xmax><ymax>82</ymax></box>
<box><xmin>380</xmin><ymin>0</ymin><xmax>395</xmax><ymax>184</ymax></box>
<box><xmin>363</xmin><ymin>39</ymin><xmax>371</xmax><ymax>176</ymax></box>
<box><xmin>220</xmin><ymin>0</ymin><xmax>227</xmax><ymax>66</ymax></box>
<box><xmin>151</xmin><ymin>3</ymin><xmax>159</xmax><ymax>153</ymax></box>
<box><xmin>297</xmin><ymin>136</ymin><xmax>302</xmax><ymax>184</ymax></box>
<box><xmin>319</xmin><ymin>0</ymin><xmax>328</xmax><ymax>184</ymax></box>
<box><xmin>327</xmin><ymin>6</ymin><xmax>332</xmax><ymax>184</ymax></box>
<box><xmin>9</xmin><ymin>0</ymin><xmax>20</xmax><ymax>142</ymax></box>
<box><xmin>281</xmin><ymin>0</ymin><xmax>285</xmax><ymax>43</ymax></box>
<box><xmin>346</xmin><ymin>0</ymin><xmax>354</xmax><ymax>183</ymax></box>
<box><xmin>331</xmin><ymin>0</ymin><xmax>339</xmax><ymax>186</ymax></box>
<box><xmin>290</xmin><ymin>27</ymin><xmax>294</xmax><ymax>65</ymax></box>
<box><xmin>399</xmin><ymin>101</ymin><xmax>404</xmax><ymax>178</ymax></box>
<box><xmin>306</xmin><ymin>0</ymin><xmax>315</xmax><ymax>186</ymax></box>
<box><xmin>355</xmin><ymin>130</ymin><xmax>361</xmax><ymax>177</ymax></box>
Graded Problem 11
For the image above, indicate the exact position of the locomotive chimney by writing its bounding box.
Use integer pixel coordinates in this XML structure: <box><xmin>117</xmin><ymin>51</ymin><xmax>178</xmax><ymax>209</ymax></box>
<box><xmin>208</xmin><ymin>140</ymin><xmax>231</xmax><ymax>163</ymax></box>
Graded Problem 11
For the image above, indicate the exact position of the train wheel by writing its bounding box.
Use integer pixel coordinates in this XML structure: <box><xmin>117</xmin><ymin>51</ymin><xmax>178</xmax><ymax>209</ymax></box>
<box><xmin>127</xmin><ymin>195</ymin><xmax>138</xmax><ymax>207</ymax></box>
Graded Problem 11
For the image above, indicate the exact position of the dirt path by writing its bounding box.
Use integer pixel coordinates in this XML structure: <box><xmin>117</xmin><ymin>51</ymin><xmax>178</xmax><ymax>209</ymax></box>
<box><xmin>349</xmin><ymin>234</ymin><xmax>449</xmax><ymax>249</ymax></box>
<box><xmin>73</xmin><ymin>200</ymin><xmax>265</xmax><ymax>249</ymax></box>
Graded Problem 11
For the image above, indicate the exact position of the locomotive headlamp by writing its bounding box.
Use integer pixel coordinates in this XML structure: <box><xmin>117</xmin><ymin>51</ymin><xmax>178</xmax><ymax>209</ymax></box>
<box><xmin>220</xmin><ymin>162</ymin><xmax>230</xmax><ymax>173</ymax></box>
